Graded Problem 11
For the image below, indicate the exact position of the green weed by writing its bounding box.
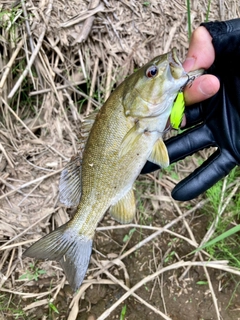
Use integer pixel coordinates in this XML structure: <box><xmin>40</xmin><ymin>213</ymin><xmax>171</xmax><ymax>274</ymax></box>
<box><xmin>196</xmin><ymin>281</ymin><xmax>208</xmax><ymax>285</ymax></box>
<box><xmin>0</xmin><ymin>6</ymin><xmax>23</xmax><ymax>42</ymax></box>
<box><xmin>186</xmin><ymin>0</ymin><xmax>192</xmax><ymax>41</ymax></box>
<box><xmin>198</xmin><ymin>168</ymin><xmax>240</xmax><ymax>268</ymax></box>
<box><xmin>19</xmin><ymin>263</ymin><xmax>46</xmax><ymax>281</ymax></box>
<box><xmin>164</xmin><ymin>250</ymin><xmax>176</xmax><ymax>263</ymax></box>
<box><xmin>123</xmin><ymin>228</ymin><xmax>136</xmax><ymax>243</ymax></box>
<box><xmin>49</xmin><ymin>301</ymin><xmax>59</xmax><ymax>314</ymax></box>
<box><xmin>120</xmin><ymin>304</ymin><xmax>127</xmax><ymax>320</ymax></box>
<box><xmin>0</xmin><ymin>294</ymin><xmax>29</xmax><ymax>320</ymax></box>
<box><xmin>162</xmin><ymin>163</ymin><xmax>179</xmax><ymax>180</ymax></box>
<box><xmin>205</xmin><ymin>0</ymin><xmax>212</xmax><ymax>22</ymax></box>
<box><xmin>186</xmin><ymin>0</ymin><xmax>212</xmax><ymax>40</ymax></box>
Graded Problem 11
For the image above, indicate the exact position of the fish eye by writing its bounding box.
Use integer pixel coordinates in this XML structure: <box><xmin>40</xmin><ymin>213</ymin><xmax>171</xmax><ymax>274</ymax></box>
<box><xmin>146</xmin><ymin>65</ymin><xmax>158</xmax><ymax>78</ymax></box>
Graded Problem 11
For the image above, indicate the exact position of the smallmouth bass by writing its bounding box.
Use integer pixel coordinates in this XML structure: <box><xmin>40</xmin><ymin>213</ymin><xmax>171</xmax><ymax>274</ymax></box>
<box><xmin>24</xmin><ymin>49</ymin><xmax>203</xmax><ymax>290</ymax></box>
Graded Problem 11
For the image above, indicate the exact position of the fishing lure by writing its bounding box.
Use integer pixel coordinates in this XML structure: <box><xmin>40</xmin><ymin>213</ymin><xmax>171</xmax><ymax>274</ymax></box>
<box><xmin>170</xmin><ymin>91</ymin><xmax>185</xmax><ymax>129</ymax></box>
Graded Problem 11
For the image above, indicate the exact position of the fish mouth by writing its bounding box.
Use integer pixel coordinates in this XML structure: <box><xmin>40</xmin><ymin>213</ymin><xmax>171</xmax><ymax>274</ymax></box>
<box><xmin>169</xmin><ymin>48</ymin><xmax>182</xmax><ymax>67</ymax></box>
<box><xmin>168</xmin><ymin>48</ymin><xmax>187</xmax><ymax>80</ymax></box>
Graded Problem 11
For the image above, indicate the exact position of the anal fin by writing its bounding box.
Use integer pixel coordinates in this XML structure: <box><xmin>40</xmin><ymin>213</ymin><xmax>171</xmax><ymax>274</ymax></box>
<box><xmin>148</xmin><ymin>138</ymin><xmax>169</xmax><ymax>168</ymax></box>
<box><xmin>109</xmin><ymin>188</ymin><xmax>136</xmax><ymax>224</ymax></box>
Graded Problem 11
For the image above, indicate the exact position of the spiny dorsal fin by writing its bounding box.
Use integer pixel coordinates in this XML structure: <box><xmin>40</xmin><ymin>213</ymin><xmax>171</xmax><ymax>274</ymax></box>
<box><xmin>109</xmin><ymin>188</ymin><xmax>136</xmax><ymax>224</ymax></box>
<box><xmin>59</xmin><ymin>110</ymin><xmax>99</xmax><ymax>207</ymax></box>
<box><xmin>59</xmin><ymin>154</ymin><xmax>82</xmax><ymax>207</ymax></box>
<box><xmin>148</xmin><ymin>138</ymin><xmax>169</xmax><ymax>168</ymax></box>
<box><xmin>78</xmin><ymin>110</ymin><xmax>99</xmax><ymax>143</ymax></box>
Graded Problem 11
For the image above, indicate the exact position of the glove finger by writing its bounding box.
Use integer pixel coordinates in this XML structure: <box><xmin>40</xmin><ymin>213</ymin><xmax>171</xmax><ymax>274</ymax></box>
<box><xmin>166</xmin><ymin>124</ymin><xmax>214</xmax><ymax>163</ymax></box>
<box><xmin>141</xmin><ymin>161</ymin><xmax>160</xmax><ymax>174</ymax></box>
<box><xmin>171</xmin><ymin>151</ymin><xmax>237</xmax><ymax>201</ymax></box>
<box><xmin>183</xmin><ymin>103</ymin><xmax>205</xmax><ymax>128</ymax></box>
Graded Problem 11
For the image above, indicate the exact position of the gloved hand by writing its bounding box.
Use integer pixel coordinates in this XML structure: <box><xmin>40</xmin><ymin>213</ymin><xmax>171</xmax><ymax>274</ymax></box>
<box><xmin>142</xmin><ymin>18</ymin><xmax>240</xmax><ymax>201</ymax></box>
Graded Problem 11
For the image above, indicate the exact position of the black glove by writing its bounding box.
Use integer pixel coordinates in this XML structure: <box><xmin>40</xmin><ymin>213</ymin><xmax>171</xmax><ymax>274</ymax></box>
<box><xmin>142</xmin><ymin>18</ymin><xmax>240</xmax><ymax>201</ymax></box>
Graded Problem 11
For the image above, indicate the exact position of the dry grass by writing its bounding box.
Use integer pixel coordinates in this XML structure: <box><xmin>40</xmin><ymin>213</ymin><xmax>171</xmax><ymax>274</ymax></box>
<box><xmin>0</xmin><ymin>0</ymin><xmax>240</xmax><ymax>319</ymax></box>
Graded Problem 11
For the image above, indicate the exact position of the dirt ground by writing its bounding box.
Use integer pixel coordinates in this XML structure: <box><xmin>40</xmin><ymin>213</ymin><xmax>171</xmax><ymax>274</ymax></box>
<box><xmin>1</xmin><ymin>0</ymin><xmax>240</xmax><ymax>319</ymax></box>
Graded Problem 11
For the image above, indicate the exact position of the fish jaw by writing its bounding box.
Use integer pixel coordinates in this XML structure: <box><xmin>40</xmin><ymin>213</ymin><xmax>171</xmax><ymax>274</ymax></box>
<box><xmin>122</xmin><ymin>48</ymin><xmax>189</xmax><ymax>119</ymax></box>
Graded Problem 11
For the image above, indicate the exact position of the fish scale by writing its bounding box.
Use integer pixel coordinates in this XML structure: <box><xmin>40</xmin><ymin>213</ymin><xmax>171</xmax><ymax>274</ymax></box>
<box><xmin>24</xmin><ymin>49</ymin><xmax>203</xmax><ymax>290</ymax></box>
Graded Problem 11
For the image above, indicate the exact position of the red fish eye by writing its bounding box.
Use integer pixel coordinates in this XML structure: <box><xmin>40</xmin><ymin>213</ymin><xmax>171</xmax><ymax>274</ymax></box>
<box><xmin>146</xmin><ymin>65</ymin><xmax>158</xmax><ymax>78</ymax></box>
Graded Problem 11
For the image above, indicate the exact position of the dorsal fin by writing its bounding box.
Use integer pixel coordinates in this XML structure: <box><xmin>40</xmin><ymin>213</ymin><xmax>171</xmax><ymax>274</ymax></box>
<box><xmin>59</xmin><ymin>110</ymin><xmax>99</xmax><ymax>207</ymax></box>
<box><xmin>59</xmin><ymin>154</ymin><xmax>82</xmax><ymax>207</ymax></box>
<box><xmin>78</xmin><ymin>110</ymin><xmax>99</xmax><ymax>143</ymax></box>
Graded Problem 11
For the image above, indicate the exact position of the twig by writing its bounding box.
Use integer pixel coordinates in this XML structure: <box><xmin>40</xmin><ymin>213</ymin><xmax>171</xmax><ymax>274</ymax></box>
<box><xmin>92</xmin><ymin>200</ymin><xmax>208</xmax><ymax>280</ymax></box>
<box><xmin>1</xmin><ymin>97</ymin><xmax>36</xmax><ymax>139</ymax></box>
<box><xmin>53</xmin><ymin>69</ymin><xmax>100</xmax><ymax>108</ymax></box>
<box><xmin>78</xmin><ymin>48</ymin><xmax>87</xmax><ymax>80</ymax></box>
<box><xmin>98</xmin><ymin>260</ymin><xmax>237</xmax><ymax>320</ymax></box>
<box><xmin>1</xmin><ymin>98</ymin><xmax>70</xmax><ymax>162</ymax></box>
<box><xmin>8</xmin><ymin>0</ymin><xmax>53</xmax><ymax>98</ymax></box>
<box><xmin>29</xmin><ymin>81</ymin><xmax>86</xmax><ymax>96</ymax></box>
<box><xmin>200</xmin><ymin>180</ymin><xmax>240</xmax><ymax>249</ymax></box>
<box><xmin>72</xmin><ymin>0</ymin><xmax>100</xmax><ymax>44</ymax></box>
<box><xmin>163</xmin><ymin>18</ymin><xmax>183</xmax><ymax>52</ymax></box>
<box><xmin>17</xmin><ymin>179</ymin><xmax>42</xmax><ymax>206</ymax></box>
<box><xmin>60</xmin><ymin>2</ymin><xmax>105</xmax><ymax>28</ymax></box>
<box><xmin>0</xmin><ymin>283</ymin><xmax>60</xmax><ymax>299</ymax></box>
<box><xmin>0</xmin><ymin>168</ymin><xmax>62</xmax><ymax>201</ymax></box>
<box><xmin>0</xmin><ymin>141</ymin><xmax>14</xmax><ymax>168</ymax></box>
<box><xmin>0</xmin><ymin>38</ymin><xmax>25</xmax><ymax>90</ymax></box>
<box><xmin>67</xmin><ymin>280</ymin><xmax>116</xmax><ymax>320</ymax></box>
<box><xmin>21</xmin><ymin>0</ymin><xmax>43</xmax><ymax>86</ymax></box>
<box><xmin>97</xmin><ymin>223</ymin><xmax>199</xmax><ymax>249</ymax></box>
<box><xmin>105</xmin><ymin>56</ymin><xmax>113</xmax><ymax>101</ymax></box>
<box><xmin>86</xmin><ymin>57</ymin><xmax>99</xmax><ymax>115</ymax></box>
<box><xmin>92</xmin><ymin>257</ymin><xmax>172</xmax><ymax>320</ymax></box>
<box><xmin>0</xmin><ymin>207</ymin><xmax>59</xmax><ymax>251</ymax></box>
<box><xmin>0</xmin><ymin>239</ymin><xmax>39</xmax><ymax>250</ymax></box>
<box><xmin>170</xmin><ymin>194</ymin><xmax>220</xmax><ymax>319</ymax></box>
<box><xmin>0</xmin><ymin>176</ymin><xmax>26</xmax><ymax>196</ymax></box>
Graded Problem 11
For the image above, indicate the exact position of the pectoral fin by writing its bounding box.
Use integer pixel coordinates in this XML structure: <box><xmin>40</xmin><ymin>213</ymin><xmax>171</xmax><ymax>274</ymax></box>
<box><xmin>148</xmin><ymin>138</ymin><xmax>169</xmax><ymax>168</ymax></box>
<box><xmin>110</xmin><ymin>188</ymin><xmax>136</xmax><ymax>224</ymax></box>
<box><xmin>59</xmin><ymin>154</ymin><xmax>82</xmax><ymax>207</ymax></box>
<box><xmin>119</xmin><ymin>124</ymin><xmax>142</xmax><ymax>158</ymax></box>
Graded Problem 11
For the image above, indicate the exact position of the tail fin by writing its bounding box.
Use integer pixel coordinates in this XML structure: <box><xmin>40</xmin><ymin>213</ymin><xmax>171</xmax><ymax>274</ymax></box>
<box><xmin>24</xmin><ymin>223</ymin><xmax>93</xmax><ymax>291</ymax></box>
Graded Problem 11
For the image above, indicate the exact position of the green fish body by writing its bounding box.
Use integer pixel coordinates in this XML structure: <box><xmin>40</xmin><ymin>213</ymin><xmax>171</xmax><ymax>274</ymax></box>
<box><xmin>24</xmin><ymin>49</ymin><xmax>203</xmax><ymax>290</ymax></box>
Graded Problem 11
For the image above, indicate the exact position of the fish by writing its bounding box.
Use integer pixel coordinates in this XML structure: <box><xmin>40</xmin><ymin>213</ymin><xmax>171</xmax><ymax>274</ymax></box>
<box><xmin>24</xmin><ymin>48</ymin><xmax>203</xmax><ymax>291</ymax></box>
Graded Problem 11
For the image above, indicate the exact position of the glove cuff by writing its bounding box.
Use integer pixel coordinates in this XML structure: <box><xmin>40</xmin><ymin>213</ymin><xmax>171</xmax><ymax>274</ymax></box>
<box><xmin>201</xmin><ymin>19</ymin><xmax>240</xmax><ymax>58</ymax></box>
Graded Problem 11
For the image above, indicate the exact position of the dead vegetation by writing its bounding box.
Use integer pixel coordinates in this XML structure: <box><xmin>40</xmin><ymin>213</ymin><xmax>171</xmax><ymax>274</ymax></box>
<box><xmin>0</xmin><ymin>0</ymin><xmax>240</xmax><ymax>319</ymax></box>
